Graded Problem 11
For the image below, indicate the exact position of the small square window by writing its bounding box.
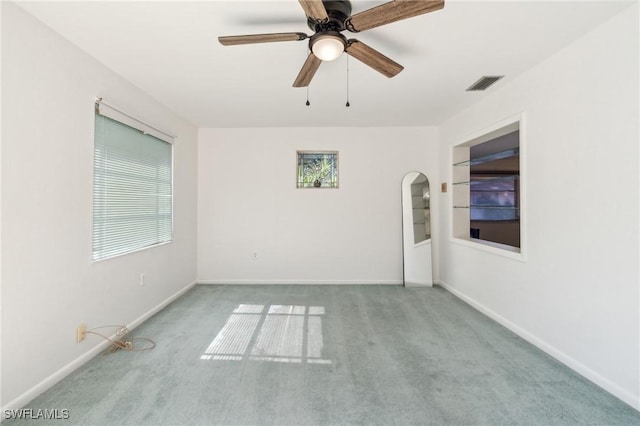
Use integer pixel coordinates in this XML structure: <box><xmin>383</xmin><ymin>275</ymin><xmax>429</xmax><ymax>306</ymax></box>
<box><xmin>296</xmin><ymin>151</ymin><xmax>338</xmax><ymax>188</ymax></box>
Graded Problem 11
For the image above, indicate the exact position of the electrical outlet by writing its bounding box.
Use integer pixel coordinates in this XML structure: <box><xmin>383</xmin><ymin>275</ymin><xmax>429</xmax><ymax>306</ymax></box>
<box><xmin>139</xmin><ymin>273</ymin><xmax>145</xmax><ymax>286</ymax></box>
<box><xmin>76</xmin><ymin>324</ymin><xmax>87</xmax><ymax>343</ymax></box>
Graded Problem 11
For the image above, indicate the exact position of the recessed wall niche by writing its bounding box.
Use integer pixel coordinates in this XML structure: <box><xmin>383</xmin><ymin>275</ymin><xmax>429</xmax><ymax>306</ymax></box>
<box><xmin>452</xmin><ymin>118</ymin><xmax>521</xmax><ymax>253</ymax></box>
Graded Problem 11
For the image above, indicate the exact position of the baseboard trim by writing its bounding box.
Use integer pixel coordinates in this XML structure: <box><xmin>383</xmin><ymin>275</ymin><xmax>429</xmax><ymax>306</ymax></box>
<box><xmin>127</xmin><ymin>280</ymin><xmax>196</xmax><ymax>330</ymax></box>
<box><xmin>197</xmin><ymin>279</ymin><xmax>403</xmax><ymax>285</ymax></box>
<box><xmin>1</xmin><ymin>280</ymin><xmax>197</xmax><ymax>416</ymax></box>
<box><xmin>404</xmin><ymin>280</ymin><xmax>433</xmax><ymax>287</ymax></box>
<box><xmin>438</xmin><ymin>280</ymin><xmax>640</xmax><ymax>411</ymax></box>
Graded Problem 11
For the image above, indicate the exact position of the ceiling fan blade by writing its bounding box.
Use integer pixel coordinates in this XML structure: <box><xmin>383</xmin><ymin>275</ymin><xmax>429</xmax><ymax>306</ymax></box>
<box><xmin>298</xmin><ymin>0</ymin><xmax>328</xmax><ymax>21</ymax></box>
<box><xmin>346</xmin><ymin>40</ymin><xmax>404</xmax><ymax>78</ymax></box>
<box><xmin>347</xmin><ymin>0</ymin><xmax>445</xmax><ymax>32</ymax></box>
<box><xmin>293</xmin><ymin>53</ymin><xmax>323</xmax><ymax>87</ymax></box>
<box><xmin>218</xmin><ymin>32</ymin><xmax>307</xmax><ymax>46</ymax></box>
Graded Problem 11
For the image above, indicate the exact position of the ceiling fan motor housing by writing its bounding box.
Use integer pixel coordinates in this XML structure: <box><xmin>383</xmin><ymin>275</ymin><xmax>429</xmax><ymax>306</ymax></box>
<box><xmin>307</xmin><ymin>0</ymin><xmax>352</xmax><ymax>32</ymax></box>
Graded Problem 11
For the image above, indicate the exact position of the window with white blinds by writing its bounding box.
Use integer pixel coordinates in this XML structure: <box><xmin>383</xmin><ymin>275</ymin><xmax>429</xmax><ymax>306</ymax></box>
<box><xmin>93</xmin><ymin>107</ymin><xmax>173</xmax><ymax>260</ymax></box>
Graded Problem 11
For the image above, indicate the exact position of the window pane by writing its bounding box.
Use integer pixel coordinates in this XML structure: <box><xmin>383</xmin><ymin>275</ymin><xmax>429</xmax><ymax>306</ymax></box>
<box><xmin>93</xmin><ymin>113</ymin><xmax>173</xmax><ymax>260</ymax></box>
<box><xmin>470</xmin><ymin>176</ymin><xmax>518</xmax><ymax>221</ymax></box>
<box><xmin>296</xmin><ymin>151</ymin><xmax>338</xmax><ymax>188</ymax></box>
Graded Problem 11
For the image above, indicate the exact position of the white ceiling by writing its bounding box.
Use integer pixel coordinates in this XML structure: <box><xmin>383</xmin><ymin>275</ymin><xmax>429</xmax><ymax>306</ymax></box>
<box><xmin>15</xmin><ymin>0</ymin><xmax>632</xmax><ymax>128</ymax></box>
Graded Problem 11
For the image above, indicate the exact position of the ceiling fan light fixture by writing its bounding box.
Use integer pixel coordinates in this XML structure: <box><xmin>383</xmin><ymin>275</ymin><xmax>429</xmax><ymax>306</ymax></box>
<box><xmin>310</xmin><ymin>32</ymin><xmax>346</xmax><ymax>61</ymax></box>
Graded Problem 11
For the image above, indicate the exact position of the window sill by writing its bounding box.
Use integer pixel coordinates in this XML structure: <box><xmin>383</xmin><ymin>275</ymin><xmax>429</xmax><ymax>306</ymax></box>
<box><xmin>450</xmin><ymin>236</ymin><xmax>525</xmax><ymax>262</ymax></box>
<box><xmin>92</xmin><ymin>240</ymin><xmax>173</xmax><ymax>263</ymax></box>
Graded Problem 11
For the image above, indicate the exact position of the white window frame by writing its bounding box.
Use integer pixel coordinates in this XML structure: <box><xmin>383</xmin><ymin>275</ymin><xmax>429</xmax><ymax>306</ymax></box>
<box><xmin>92</xmin><ymin>99</ymin><xmax>175</xmax><ymax>261</ymax></box>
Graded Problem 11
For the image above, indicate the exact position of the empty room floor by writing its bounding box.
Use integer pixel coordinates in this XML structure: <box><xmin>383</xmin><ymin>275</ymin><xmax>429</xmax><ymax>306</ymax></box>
<box><xmin>6</xmin><ymin>285</ymin><xmax>640</xmax><ymax>425</ymax></box>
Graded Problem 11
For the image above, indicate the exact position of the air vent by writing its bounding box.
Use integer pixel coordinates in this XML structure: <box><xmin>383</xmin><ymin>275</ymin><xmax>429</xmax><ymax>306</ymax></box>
<box><xmin>466</xmin><ymin>76</ymin><xmax>504</xmax><ymax>91</ymax></box>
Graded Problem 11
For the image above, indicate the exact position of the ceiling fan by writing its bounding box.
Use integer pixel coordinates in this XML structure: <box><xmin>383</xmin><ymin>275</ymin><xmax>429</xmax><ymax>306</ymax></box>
<box><xmin>218</xmin><ymin>0</ymin><xmax>445</xmax><ymax>87</ymax></box>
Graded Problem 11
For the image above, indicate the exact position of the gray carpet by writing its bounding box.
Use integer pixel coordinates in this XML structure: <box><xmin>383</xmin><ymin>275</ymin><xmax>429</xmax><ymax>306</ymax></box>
<box><xmin>5</xmin><ymin>285</ymin><xmax>640</xmax><ymax>425</ymax></box>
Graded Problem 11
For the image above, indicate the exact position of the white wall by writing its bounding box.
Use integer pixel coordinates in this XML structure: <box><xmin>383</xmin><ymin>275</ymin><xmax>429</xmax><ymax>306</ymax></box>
<box><xmin>1</xmin><ymin>3</ymin><xmax>198</xmax><ymax>409</ymax></box>
<box><xmin>438</xmin><ymin>4</ymin><xmax>639</xmax><ymax>409</ymax></box>
<box><xmin>0</xmin><ymin>1</ymin><xmax>4</xmax><ymax>410</ymax></box>
<box><xmin>198</xmin><ymin>127</ymin><xmax>438</xmax><ymax>284</ymax></box>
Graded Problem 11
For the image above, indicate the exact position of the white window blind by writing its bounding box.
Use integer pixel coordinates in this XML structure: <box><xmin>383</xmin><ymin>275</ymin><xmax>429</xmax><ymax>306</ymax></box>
<box><xmin>93</xmin><ymin>105</ymin><xmax>173</xmax><ymax>260</ymax></box>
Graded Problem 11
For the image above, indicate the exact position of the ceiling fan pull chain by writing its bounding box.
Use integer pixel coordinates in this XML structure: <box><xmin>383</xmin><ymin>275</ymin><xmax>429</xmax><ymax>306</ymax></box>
<box><xmin>305</xmin><ymin>45</ymin><xmax>311</xmax><ymax>106</ymax></box>
<box><xmin>345</xmin><ymin>54</ymin><xmax>351</xmax><ymax>107</ymax></box>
